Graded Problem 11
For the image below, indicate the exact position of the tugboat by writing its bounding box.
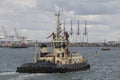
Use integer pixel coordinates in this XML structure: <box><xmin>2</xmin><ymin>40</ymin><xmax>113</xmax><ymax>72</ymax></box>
<box><xmin>16</xmin><ymin>11</ymin><xmax>90</xmax><ymax>73</ymax></box>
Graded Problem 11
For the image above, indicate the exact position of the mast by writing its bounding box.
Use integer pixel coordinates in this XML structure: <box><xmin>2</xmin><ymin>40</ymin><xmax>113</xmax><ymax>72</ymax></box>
<box><xmin>70</xmin><ymin>20</ymin><xmax>73</xmax><ymax>36</ymax></box>
<box><xmin>55</xmin><ymin>11</ymin><xmax>61</xmax><ymax>38</ymax></box>
<box><xmin>77</xmin><ymin>20</ymin><xmax>80</xmax><ymax>36</ymax></box>
<box><xmin>83</xmin><ymin>20</ymin><xmax>88</xmax><ymax>46</ymax></box>
<box><xmin>76</xmin><ymin>20</ymin><xmax>81</xmax><ymax>46</ymax></box>
<box><xmin>69</xmin><ymin>20</ymin><xmax>74</xmax><ymax>43</ymax></box>
<box><xmin>63</xmin><ymin>20</ymin><xmax>66</xmax><ymax>33</ymax></box>
<box><xmin>84</xmin><ymin>20</ymin><xmax>87</xmax><ymax>36</ymax></box>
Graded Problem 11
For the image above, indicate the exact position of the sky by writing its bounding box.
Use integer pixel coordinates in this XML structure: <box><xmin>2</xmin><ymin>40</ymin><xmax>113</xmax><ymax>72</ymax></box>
<box><xmin>0</xmin><ymin>0</ymin><xmax>120</xmax><ymax>42</ymax></box>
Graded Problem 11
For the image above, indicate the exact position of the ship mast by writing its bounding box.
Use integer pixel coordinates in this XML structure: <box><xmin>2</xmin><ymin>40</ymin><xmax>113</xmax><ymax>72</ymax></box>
<box><xmin>83</xmin><ymin>20</ymin><xmax>88</xmax><ymax>47</ymax></box>
<box><xmin>63</xmin><ymin>20</ymin><xmax>66</xmax><ymax>33</ymax></box>
<box><xmin>69</xmin><ymin>20</ymin><xmax>74</xmax><ymax>43</ymax></box>
<box><xmin>76</xmin><ymin>20</ymin><xmax>81</xmax><ymax>46</ymax></box>
<box><xmin>55</xmin><ymin>11</ymin><xmax>61</xmax><ymax>38</ymax></box>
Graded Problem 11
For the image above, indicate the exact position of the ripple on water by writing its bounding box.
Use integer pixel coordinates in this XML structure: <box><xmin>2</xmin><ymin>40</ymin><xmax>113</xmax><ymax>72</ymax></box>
<box><xmin>0</xmin><ymin>47</ymin><xmax>120</xmax><ymax>80</ymax></box>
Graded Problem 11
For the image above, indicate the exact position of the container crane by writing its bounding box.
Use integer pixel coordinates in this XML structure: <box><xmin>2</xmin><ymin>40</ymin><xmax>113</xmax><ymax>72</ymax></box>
<box><xmin>2</xmin><ymin>25</ymin><xmax>14</xmax><ymax>46</ymax></box>
<box><xmin>2</xmin><ymin>25</ymin><xmax>7</xmax><ymax>40</ymax></box>
<box><xmin>14</xmin><ymin>28</ymin><xmax>28</xmax><ymax>43</ymax></box>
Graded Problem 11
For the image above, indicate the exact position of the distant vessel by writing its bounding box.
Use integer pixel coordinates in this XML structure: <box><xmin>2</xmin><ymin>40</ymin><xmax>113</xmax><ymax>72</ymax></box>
<box><xmin>10</xmin><ymin>43</ymin><xmax>28</xmax><ymax>48</ymax></box>
<box><xmin>101</xmin><ymin>47</ymin><xmax>110</xmax><ymax>51</ymax></box>
<box><xmin>16</xmin><ymin>11</ymin><xmax>90</xmax><ymax>73</ymax></box>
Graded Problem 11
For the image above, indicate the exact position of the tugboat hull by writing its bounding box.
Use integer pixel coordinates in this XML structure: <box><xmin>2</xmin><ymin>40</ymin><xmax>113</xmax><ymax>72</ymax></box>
<box><xmin>16</xmin><ymin>62</ymin><xmax>90</xmax><ymax>73</ymax></box>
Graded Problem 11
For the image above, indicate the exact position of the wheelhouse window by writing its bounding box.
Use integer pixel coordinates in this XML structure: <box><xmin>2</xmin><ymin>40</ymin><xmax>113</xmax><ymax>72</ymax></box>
<box><xmin>54</xmin><ymin>42</ymin><xmax>62</xmax><ymax>48</ymax></box>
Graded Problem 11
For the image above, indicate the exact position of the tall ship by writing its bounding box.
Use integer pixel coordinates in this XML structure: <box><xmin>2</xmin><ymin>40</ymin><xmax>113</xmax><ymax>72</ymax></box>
<box><xmin>16</xmin><ymin>11</ymin><xmax>90</xmax><ymax>73</ymax></box>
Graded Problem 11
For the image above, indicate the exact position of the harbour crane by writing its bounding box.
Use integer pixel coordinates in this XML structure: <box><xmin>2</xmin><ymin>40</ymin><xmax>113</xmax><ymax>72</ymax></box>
<box><xmin>14</xmin><ymin>28</ymin><xmax>28</xmax><ymax>43</ymax></box>
<box><xmin>2</xmin><ymin>25</ymin><xmax>14</xmax><ymax>43</ymax></box>
<box><xmin>2</xmin><ymin>25</ymin><xmax>7</xmax><ymax>39</ymax></box>
<box><xmin>14</xmin><ymin>28</ymin><xmax>19</xmax><ymax>41</ymax></box>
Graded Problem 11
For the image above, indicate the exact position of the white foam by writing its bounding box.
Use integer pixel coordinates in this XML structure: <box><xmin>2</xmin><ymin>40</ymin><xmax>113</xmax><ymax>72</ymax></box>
<box><xmin>0</xmin><ymin>72</ymin><xmax>16</xmax><ymax>76</ymax></box>
<box><xmin>15</xmin><ymin>73</ymin><xmax>47</xmax><ymax>80</ymax></box>
<box><xmin>0</xmin><ymin>72</ymin><xmax>51</xmax><ymax>80</ymax></box>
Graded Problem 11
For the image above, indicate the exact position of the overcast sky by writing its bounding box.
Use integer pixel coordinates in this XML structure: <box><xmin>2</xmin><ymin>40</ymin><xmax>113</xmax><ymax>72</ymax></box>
<box><xmin>0</xmin><ymin>0</ymin><xmax>120</xmax><ymax>42</ymax></box>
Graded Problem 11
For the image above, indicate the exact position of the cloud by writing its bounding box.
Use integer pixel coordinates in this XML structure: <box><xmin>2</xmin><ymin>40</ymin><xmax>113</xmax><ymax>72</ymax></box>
<box><xmin>0</xmin><ymin>0</ymin><xmax>120</xmax><ymax>42</ymax></box>
<box><xmin>0</xmin><ymin>0</ymin><xmax>38</xmax><ymax>15</ymax></box>
<box><xmin>0</xmin><ymin>7</ymin><xmax>13</xmax><ymax>14</ymax></box>
<box><xmin>88</xmin><ymin>24</ymin><xmax>111</xmax><ymax>32</ymax></box>
<box><xmin>58</xmin><ymin>0</ymin><xmax>120</xmax><ymax>15</ymax></box>
<box><xmin>5</xmin><ymin>0</ymin><xmax>37</xmax><ymax>8</ymax></box>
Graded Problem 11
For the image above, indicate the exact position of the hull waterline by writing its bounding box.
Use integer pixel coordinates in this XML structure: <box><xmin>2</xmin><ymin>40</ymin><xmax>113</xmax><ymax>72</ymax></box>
<box><xmin>16</xmin><ymin>62</ymin><xmax>90</xmax><ymax>73</ymax></box>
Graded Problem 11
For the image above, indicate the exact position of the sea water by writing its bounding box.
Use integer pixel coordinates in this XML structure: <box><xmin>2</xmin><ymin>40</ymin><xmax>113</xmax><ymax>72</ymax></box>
<box><xmin>0</xmin><ymin>47</ymin><xmax>120</xmax><ymax>80</ymax></box>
